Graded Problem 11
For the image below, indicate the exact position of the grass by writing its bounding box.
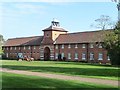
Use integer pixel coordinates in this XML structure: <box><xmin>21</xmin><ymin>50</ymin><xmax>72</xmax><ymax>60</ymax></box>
<box><xmin>1</xmin><ymin>60</ymin><xmax>119</xmax><ymax>80</ymax></box>
<box><xmin>1</xmin><ymin>72</ymin><xmax>118</xmax><ymax>89</ymax></box>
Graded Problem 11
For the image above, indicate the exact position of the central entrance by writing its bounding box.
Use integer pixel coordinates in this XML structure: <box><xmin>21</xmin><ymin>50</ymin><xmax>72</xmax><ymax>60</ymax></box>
<box><xmin>44</xmin><ymin>47</ymin><xmax>50</xmax><ymax>60</ymax></box>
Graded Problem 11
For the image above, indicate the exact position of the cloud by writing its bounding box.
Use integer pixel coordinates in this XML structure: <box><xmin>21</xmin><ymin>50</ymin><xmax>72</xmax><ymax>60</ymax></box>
<box><xmin>0</xmin><ymin>3</ymin><xmax>46</xmax><ymax>18</ymax></box>
<box><xmin>14</xmin><ymin>3</ymin><xmax>45</xmax><ymax>14</ymax></box>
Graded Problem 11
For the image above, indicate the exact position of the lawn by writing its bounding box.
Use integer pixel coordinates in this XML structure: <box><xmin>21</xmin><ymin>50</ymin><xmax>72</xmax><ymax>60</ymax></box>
<box><xmin>0</xmin><ymin>60</ymin><xmax>119</xmax><ymax>80</ymax></box>
<box><xmin>1</xmin><ymin>72</ymin><xmax>118</xmax><ymax>89</ymax></box>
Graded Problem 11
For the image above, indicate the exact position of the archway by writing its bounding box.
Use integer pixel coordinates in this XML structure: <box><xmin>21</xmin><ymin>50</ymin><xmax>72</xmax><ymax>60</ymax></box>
<box><xmin>44</xmin><ymin>47</ymin><xmax>50</xmax><ymax>60</ymax></box>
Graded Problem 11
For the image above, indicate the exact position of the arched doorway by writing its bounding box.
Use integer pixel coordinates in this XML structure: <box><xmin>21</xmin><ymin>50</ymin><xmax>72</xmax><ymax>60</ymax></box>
<box><xmin>44</xmin><ymin>47</ymin><xmax>50</xmax><ymax>60</ymax></box>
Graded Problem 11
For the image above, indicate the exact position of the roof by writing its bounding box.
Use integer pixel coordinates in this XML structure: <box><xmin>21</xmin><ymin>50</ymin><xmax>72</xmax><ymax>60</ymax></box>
<box><xmin>4</xmin><ymin>36</ymin><xmax>43</xmax><ymax>46</ymax></box>
<box><xmin>43</xmin><ymin>25</ymin><xmax>68</xmax><ymax>32</ymax></box>
<box><xmin>54</xmin><ymin>30</ymin><xmax>112</xmax><ymax>44</ymax></box>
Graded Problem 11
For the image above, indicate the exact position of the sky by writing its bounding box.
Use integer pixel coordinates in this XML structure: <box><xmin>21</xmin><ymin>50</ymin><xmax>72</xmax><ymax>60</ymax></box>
<box><xmin>0</xmin><ymin>0</ymin><xmax>118</xmax><ymax>40</ymax></box>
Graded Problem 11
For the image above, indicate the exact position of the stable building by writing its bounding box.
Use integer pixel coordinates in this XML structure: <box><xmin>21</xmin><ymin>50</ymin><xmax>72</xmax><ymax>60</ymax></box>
<box><xmin>2</xmin><ymin>19</ymin><xmax>111</xmax><ymax>64</ymax></box>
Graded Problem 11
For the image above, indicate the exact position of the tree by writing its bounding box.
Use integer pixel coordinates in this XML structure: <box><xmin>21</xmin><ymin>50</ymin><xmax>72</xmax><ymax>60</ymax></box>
<box><xmin>103</xmin><ymin>21</ymin><xmax>120</xmax><ymax>65</ymax></box>
<box><xmin>91</xmin><ymin>15</ymin><xmax>115</xmax><ymax>30</ymax></box>
<box><xmin>0</xmin><ymin>34</ymin><xmax>5</xmax><ymax>55</ymax></box>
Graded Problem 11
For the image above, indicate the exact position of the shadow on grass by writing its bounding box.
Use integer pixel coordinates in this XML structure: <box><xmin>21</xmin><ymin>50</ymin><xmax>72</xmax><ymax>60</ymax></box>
<box><xmin>2</xmin><ymin>72</ymin><xmax>93</xmax><ymax>88</ymax></box>
<box><xmin>52</xmin><ymin>61</ymin><xmax>117</xmax><ymax>67</ymax></box>
<box><xmin>2</xmin><ymin>65</ymin><xmax>119</xmax><ymax>77</ymax></box>
<box><xmin>2</xmin><ymin>72</ymin><xmax>117</xmax><ymax>89</ymax></box>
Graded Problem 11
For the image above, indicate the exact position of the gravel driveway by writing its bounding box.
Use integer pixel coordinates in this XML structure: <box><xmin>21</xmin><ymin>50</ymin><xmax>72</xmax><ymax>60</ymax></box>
<box><xmin>0</xmin><ymin>68</ymin><xmax>119</xmax><ymax>87</ymax></box>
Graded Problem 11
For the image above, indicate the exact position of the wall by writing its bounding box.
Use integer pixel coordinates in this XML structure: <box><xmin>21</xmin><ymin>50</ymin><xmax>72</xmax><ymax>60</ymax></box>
<box><xmin>54</xmin><ymin>43</ymin><xmax>110</xmax><ymax>64</ymax></box>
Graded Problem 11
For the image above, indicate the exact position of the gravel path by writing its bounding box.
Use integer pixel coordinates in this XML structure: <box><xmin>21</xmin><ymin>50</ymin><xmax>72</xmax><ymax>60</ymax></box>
<box><xmin>0</xmin><ymin>68</ymin><xmax>119</xmax><ymax>87</ymax></box>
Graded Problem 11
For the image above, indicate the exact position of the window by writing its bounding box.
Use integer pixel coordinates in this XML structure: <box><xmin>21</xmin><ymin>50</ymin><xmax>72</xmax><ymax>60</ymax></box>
<box><xmin>61</xmin><ymin>44</ymin><xmax>64</xmax><ymax>49</ymax></box>
<box><xmin>55</xmin><ymin>45</ymin><xmax>58</xmax><ymax>49</ymax></box>
<box><xmin>28</xmin><ymin>46</ymin><xmax>31</xmax><ymax>50</ymax></box>
<box><xmin>24</xmin><ymin>46</ymin><xmax>26</xmax><ymax>50</ymax></box>
<box><xmin>90</xmin><ymin>53</ymin><xmax>94</xmax><ymax>60</ymax></box>
<box><xmin>68</xmin><ymin>44</ymin><xmax>71</xmax><ymax>48</ymax></box>
<box><xmin>47</xmin><ymin>34</ymin><xmax>49</xmax><ymax>36</ymax></box>
<box><xmin>19</xmin><ymin>47</ymin><xmax>20</xmax><ymax>50</ymax></box>
<box><xmin>98</xmin><ymin>53</ymin><xmax>103</xmax><ymax>60</ymax></box>
<box><xmin>7</xmin><ymin>47</ymin><xmax>8</xmax><ymax>50</ymax></box>
<box><xmin>107</xmin><ymin>56</ymin><xmax>110</xmax><ymax>61</ymax></box>
<box><xmin>10</xmin><ymin>47</ymin><xmax>12</xmax><ymax>50</ymax></box>
<box><xmin>98</xmin><ymin>43</ymin><xmax>102</xmax><ymax>48</ymax></box>
<box><xmin>61</xmin><ymin>53</ymin><xmax>64</xmax><ymax>59</ymax></box>
<box><xmin>75</xmin><ymin>44</ymin><xmax>78</xmax><ymax>48</ymax></box>
<box><xmin>14</xmin><ymin>47</ymin><xmax>16</xmax><ymax>50</ymax></box>
<box><xmin>34</xmin><ymin>46</ymin><xmax>36</xmax><ymax>49</ymax></box>
<box><xmin>75</xmin><ymin>53</ymin><xmax>78</xmax><ymax>60</ymax></box>
<box><xmin>82</xmin><ymin>53</ymin><xmax>86</xmax><ymax>60</ymax></box>
<box><xmin>55</xmin><ymin>53</ymin><xmax>58</xmax><ymax>59</ymax></box>
<box><xmin>82</xmin><ymin>44</ymin><xmax>86</xmax><ymax>48</ymax></box>
<box><xmin>68</xmin><ymin>53</ymin><xmax>71</xmax><ymax>59</ymax></box>
<box><xmin>90</xmin><ymin>44</ymin><xmax>94</xmax><ymax>48</ymax></box>
<box><xmin>6</xmin><ymin>53</ymin><xmax>8</xmax><ymax>58</ymax></box>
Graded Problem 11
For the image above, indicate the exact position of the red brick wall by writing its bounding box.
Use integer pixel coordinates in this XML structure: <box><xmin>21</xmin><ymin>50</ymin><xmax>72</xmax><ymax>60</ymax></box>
<box><xmin>3</xmin><ymin>46</ymin><xmax>40</xmax><ymax>60</ymax></box>
<box><xmin>3</xmin><ymin>43</ymin><xmax>110</xmax><ymax>64</ymax></box>
<box><xmin>54</xmin><ymin>43</ymin><xmax>110</xmax><ymax>64</ymax></box>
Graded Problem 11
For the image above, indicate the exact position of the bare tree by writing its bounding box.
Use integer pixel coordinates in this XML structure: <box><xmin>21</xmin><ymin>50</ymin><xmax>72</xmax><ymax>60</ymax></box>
<box><xmin>91</xmin><ymin>15</ymin><xmax>115</xmax><ymax>30</ymax></box>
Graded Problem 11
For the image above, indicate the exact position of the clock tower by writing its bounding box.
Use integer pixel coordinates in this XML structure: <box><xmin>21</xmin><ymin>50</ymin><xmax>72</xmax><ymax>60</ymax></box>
<box><xmin>40</xmin><ymin>19</ymin><xmax>67</xmax><ymax>60</ymax></box>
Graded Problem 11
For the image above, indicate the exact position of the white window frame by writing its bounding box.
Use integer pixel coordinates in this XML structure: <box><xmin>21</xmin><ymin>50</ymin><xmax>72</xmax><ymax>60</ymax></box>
<box><xmin>34</xmin><ymin>46</ymin><xmax>36</xmax><ymax>49</ymax></box>
<box><xmin>19</xmin><ymin>47</ymin><xmax>20</xmax><ymax>50</ymax></box>
<box><xmin>90</xmin><ymin>52</ymin><xmax>94</xmax><ymax>60</ymax></box>
<box><xmin>61</xmin><ymin>44</ymin><xmax>64</xmax><ymax>49</ymax></box>
<box><xmin>82</xmin><ymin>44</ymin><xmax>86</xmax><ymax>48</ymax></box>
<box><xmin>55</xmin><ymin>53</ymin><xmax>58</xmax><ymax>59</ymax></box>
<box><xmin>107</xmin><ymin>56</ymin><xmax>110</xmax><ymax>61</ymax></box>
<box><xmin>75</xmin><ymin>44</ymin><xmax>78</xmax><ymax>48</ymax></box>
<box><xmin>75</xmin><ymin>53</ymin><xmax>78</xmax><ymax>60</ymax></box>
<box><xmin>55</xmin><ymin>45</ymin><xmax>58</xmax><ymax>49</ymax></box>
<box><xmin>90</xmin><ymin>44</ymin><xmax>94</xmax><ymax>48</ymax></box>
<box><xmin>68</xmin><ymin>44</ymin><xmax>71</xmax><ymax>48</ymax></box>
<box><xmin>28</xmin><ymin>46</ymin><xmax>31</xmax><ymax>50</ymax></box>
<box><xmin>14</xmin><ymin>47</ymin><xmax>16</xmax><ymax>50</ymax></box>
<box><xmin>7</xmin><ymin>47</ymin><xmax>8</xmax><ymax>50</ymax></box>
<box><xmin>98</xmin><ymin>53</ymin><xmax>103</xmax><ymax>60</ymax></box>
<box><xmin>6</xmin><ymin>53</ymin><xmax>8</xmax><ymax>58</ymax></box>
<box><xmin>61</xmin><ymin>53</ymin><xmax>64</xmax><ymax>59</ymax></box>
<box><xmin>10</xmin><ymin>47</ymin><xmax>12</xmax><ymax>50</ymax></box>
<box><xmin>68</xmin><ymin>53</ymin><xmax>71</xmax><ymax>59</ymax></box>
<box><xmin>24</xmin><ymin>46</ymin><xmax>26</xmax><ymax>50</ymax></box>
<box><xmin>82</xmin><ymin>53</ymin><xmax>86</xmax><ymax>60</ymax></box>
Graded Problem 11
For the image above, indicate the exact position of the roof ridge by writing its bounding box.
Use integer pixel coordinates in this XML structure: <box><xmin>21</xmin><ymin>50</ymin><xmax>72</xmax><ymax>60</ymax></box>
<box><xmin>8</xmin><ymin>36</ymin><xmax>43</xmax><ymax>40</ymax></box>
<box><xmin>67</xmin><ymin>29</ymin><xmax>112</xmax><ymax>35</ymax></box>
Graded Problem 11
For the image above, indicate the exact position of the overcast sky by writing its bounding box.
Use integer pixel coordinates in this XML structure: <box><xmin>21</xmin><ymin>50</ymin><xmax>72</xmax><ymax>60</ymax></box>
<box><xmin>0</xmin><ymin>0</ymin><xmax>118</xmax><ymax>39</ymax></box>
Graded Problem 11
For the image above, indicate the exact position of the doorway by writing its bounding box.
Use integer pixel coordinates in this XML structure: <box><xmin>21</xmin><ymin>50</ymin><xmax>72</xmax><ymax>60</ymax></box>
<box><xmin>44</xmin><ymin>47</ymin><xmax>50</xmax><ymax>60</ymax></box>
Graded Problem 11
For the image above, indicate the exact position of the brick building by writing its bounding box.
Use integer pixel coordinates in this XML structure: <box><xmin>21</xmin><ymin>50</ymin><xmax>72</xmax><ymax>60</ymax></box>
<box><xmin>2</xmin><ymin>19</ymin><xmax>111</xmax><ymax>64</ymax></box>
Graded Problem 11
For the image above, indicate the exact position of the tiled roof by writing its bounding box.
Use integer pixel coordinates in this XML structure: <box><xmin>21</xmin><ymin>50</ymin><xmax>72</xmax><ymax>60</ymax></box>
<box><xmin>4</xmin><ymin>36</ymin><xmax>43</xmax><ymax>46</ymax></box>
<box><xmin>43</xmin><ymin>25</ymin><xmax>68</xmax><ymax>32</ymax></box>
<box><xmin>54</xmin><ymin>30</ymin><xmax>112</xmax><ymax>44</ymax></box>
